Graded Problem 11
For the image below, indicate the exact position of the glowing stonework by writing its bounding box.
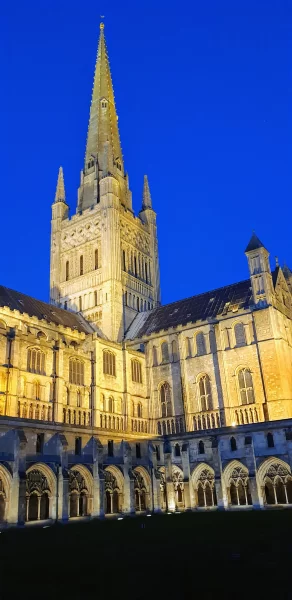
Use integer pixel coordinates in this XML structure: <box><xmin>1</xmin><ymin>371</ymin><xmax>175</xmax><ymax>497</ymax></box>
<box><xmin>0</xmin><ymin>23</ymin><xmax>292</xmax><ymax>525</ymax></box>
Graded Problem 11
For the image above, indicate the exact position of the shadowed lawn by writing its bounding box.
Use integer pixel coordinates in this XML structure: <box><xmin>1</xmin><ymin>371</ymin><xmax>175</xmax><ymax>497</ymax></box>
<box><xmin>0</xmin><ymin>510</ymin><xmax>291</xmax><ymax>599</ymax></box>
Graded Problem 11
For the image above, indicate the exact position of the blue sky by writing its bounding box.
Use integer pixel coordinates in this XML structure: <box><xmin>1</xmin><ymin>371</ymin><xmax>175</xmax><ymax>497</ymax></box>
<box><xmin>0</xmin><ymin>0</ymin><xmax>290</xmax><ymax>305</ymax></box>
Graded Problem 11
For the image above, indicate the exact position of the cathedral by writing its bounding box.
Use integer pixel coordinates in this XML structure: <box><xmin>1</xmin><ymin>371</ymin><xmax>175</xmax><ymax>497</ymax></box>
<box><xmin>0</xmin><ymin>23</ymin><xmax>292</xmax><ymax>525</ymax></box>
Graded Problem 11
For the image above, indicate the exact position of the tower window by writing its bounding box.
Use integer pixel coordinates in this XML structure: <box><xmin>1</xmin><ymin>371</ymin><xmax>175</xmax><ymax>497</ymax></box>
<box><xmin>137</xmin><ymin>297</ymin><xmax>140</xmax><ymax>312</ymax></box>
<box><xmin>65</xmin><ymin>261</ymin><xmax>69</xmax><ymax>281</ymax></box>
<box><xmin>27</xmin><ymin>348</ymin><xmax>46</xmax><ymax>375</ymax></box>
<box><xmin>131</xmin><ymin>359</ymin><xmax>142</xmax><ymax>384</ymax></box>
<box><xmin>238</xmin><ymin>368</ymin><xmax>255</xmax><ymax>405</ymax></box>
<box><xmin>80</xmin><ymin>255</ymin><xmax>84</xmax><ymax>276</ymax></box>
<box><xmin>103</xmin><ymin>350</ymin><xmax>116</xmax><ymax>377</ymax></box>
<box><xmin>69</xmin><ymin>359</ymin><xmax>84</xmax><ymax>385</ymax></box>
<box><xmin>122</xmin><ymin>250</ymin><xmax>126</xmax><ymax>271</ymax></box>
<box><xmin>160</xmin><ymin>382</ymin><xmax>172</xmax><ymax>417</ymax></box>
<box><xmin>134</xmin><ymin>256</ymin><xmax>137</xmax><ymax>276</ymax></box>
<box><xmin>234</xmin><ymin>323</ymin><xmax>246</xmax><ymax>346</ymax></box>
<box><xmin>95</xmin><ymin>249</ymin><xmax>99</xmax><ymax>270</ymax></box>
<box><xmin>145</xmin><ymin>262</ymin><xmax>148</xmax><ymax>283</ymax></box>
<box><xmin>196</xmin><ymin>333</ymin><xmax>206</xmax><ymax>356</ymax></box>
<box><xmin>198</xmin><ymin>374</ymin><xmax>213</xmax><ymax>412</ymax></box>
<box><xmin>94</xmin><ymin>291</ymin><xmax>98</xmax><ymax>306</ymax></box>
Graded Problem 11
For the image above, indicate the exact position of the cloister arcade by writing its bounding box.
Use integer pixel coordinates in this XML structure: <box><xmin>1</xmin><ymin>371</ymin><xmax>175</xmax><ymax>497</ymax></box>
<box><xmin>0</xmin><ymin>456</ymin><xmax>292</xmax><ymax>525</ymax></box>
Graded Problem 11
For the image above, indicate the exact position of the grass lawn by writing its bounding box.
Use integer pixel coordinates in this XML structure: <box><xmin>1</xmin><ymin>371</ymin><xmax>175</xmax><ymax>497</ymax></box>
<box><xmin>0</xmin><ymin>510</ymin><xmax>291</xmax><ymax>599</ymax></box>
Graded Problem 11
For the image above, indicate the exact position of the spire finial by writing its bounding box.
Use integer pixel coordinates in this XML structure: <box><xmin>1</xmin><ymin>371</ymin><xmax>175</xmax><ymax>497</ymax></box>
<box><xmin>55</xmin><ymin>166</ymin><xmax>66</xmax><ymax>203</ymax></box>
<box><xmin>142</xmin><ymin>175</ymin><xmax>152</xmax><ymax>210</ymax></box>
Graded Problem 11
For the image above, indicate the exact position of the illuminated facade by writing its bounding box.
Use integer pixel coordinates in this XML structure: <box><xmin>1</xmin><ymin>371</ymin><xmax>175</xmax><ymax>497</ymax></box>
<box><xmin>0</xmin><ymin>24</ymin><xmax>292</xmax><ymax>524</ymax></box>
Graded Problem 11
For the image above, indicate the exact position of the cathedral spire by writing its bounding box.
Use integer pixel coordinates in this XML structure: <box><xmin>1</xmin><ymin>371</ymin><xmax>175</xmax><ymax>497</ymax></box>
<box><xmin>85</xmin><ymin>22</ymin><xmax>123</xmax><ymax>178</ymax></box>
<box><xmin>54</xmin><ymin>166</ymin><xmax>66</xmax><ymax>203</ymax></box>
<box><xmin>142</xmin><ymin>175</ymin><xmax>152</xmax><ymax>209</ymax></box>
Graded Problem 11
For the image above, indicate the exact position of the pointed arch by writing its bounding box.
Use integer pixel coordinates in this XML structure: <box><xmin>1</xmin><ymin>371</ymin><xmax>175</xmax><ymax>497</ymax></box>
<box><xmin>191</xmin><ymin>462</ymin><xmax>215</xmax><ymax>487</ymax></box>
<box><xmin>104</xmin><ymin>465</ymin><xmax>124</xmax><ymax>490</ymax></box>
<box><xmin>133</xmin><ymin>466</ymin><xmax>151</xmax><ymax>493</ymax></box>
<box><xmin>257</xmin><ymin>457</ymin><xmax>291</xmax><ymax>488</ymax></box>
<box><xmin>70</xmin><ymin>464</ymin><xmax>93</xmax><ymax>496</ymax></box>
<box><xmin>223</xmin><ymin>460</ymin><xmax>249</xmax><ymax>484</ymax></box>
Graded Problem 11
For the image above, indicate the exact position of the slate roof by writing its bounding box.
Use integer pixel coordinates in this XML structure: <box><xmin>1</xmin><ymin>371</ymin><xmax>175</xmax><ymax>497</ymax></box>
<box><xmin>0</xmin><ymin>286</ymin><xmax>94</xmax><ymax>334</ymax></box>
<box><xmin>245</xmin><ymin>233</ymin><xmax>266</xmax><ymax>253</ymax></box>
<box><xmin>127</xmin><ymin>279</ymin><xmax>253</xmax><ymax>339</ymax></box>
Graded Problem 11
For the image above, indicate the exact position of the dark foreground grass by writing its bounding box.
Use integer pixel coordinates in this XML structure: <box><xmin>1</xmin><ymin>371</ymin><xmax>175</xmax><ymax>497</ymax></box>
<box><xmin>0</xmin><ymin>510</ymin><xmax>292</xmax><ymax>599</ymax></box>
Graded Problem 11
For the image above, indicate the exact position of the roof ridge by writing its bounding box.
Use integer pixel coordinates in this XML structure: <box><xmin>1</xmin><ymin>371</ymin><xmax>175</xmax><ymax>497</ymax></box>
<box><xmin>156</xmin><ymin>278</ymin><xmax>251</xmax><ymax>312</ymax></box>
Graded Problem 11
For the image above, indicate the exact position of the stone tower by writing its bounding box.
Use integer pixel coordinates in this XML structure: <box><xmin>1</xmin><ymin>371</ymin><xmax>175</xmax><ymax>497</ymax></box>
<box><xmin>50</xmin><ymin>23</ymin><xmax>161</xmax><ymax>341</ymax></box>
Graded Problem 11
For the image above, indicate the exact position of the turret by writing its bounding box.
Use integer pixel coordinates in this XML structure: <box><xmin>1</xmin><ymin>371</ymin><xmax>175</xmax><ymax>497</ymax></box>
<box><xmin>245</xmin><ymin>232</ymin><xmax>273</xmax><ymax>306</ymax></box>
<box><xmin>50</xmin><ymin>167</ymin><xmax>68</xmax><ymax>303</ymax></box>
<box><xmin>139</xmin><ymin>175</ymin><xmax>161</xmax><ymax>305</ymax></box>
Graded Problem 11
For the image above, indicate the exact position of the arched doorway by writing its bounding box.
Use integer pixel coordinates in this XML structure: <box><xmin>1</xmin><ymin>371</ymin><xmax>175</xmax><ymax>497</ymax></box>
<box><xmin>28</xmin><ymin>494</ymin><xmax>38</xmax><ymax>521</ymax></box>
<box><xmin>226</xmin><ymin>464</ymin><xmax>252</xmax><ymax>506</ymax></box>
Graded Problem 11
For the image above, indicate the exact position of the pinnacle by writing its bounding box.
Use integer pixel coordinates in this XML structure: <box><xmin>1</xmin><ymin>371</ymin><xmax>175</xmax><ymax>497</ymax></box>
<box><xmin>142</xmin><ymin>175</ymin><xmax>152</xmax><ymax>209</ymax></box>
<box><xmin>55</xmin><ymin>166</ymin><xmax>66</xmax><ymax>203</ymax></box>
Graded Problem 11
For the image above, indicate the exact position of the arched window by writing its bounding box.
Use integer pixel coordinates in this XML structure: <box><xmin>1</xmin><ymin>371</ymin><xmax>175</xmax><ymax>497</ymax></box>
<box><xmin>160</xmin><ymin>382</ymin><xmax>172</xmax><ymax>417</ymax></box>
<box><xmin>104</xmin><ymin>471</ymin><xmax>120</xmax><ymax>514</ymax></box>
<box><xmin>174</xmin><ymin>443</ymin><xmax>181</xmax><ymax>457</ymax></box>
<box><xmin>69</xmin><ymin>470</ymin><xmax>89</xmax><ymax>518</ymax></box>
<box><xmin>238</xmin><ymin>368</ymin><xmax>255</xmax><ymax>405</ymax></box>
<box><xmin>137</xmin><ymin>403</ymin><xmax>142</xmax><ymax>418</ymax></box>
<box><xmin>153</xmin><ymin>346</ymin><xmax>158</xmax><ymax>366</ymax></box>
<box><xmin>267</xmin><ymin>432</ymin><xmax>274</xmax><ymax>448</ymax></box>
<box><xmin>66</xmin><ymin>261</ymin><xmax>69</xmax><ymax>281</ymax></box>
<box><xmin>262</xmin><ymin>462</ymin><xmax>292</xmax><ymax>505</ymax></box>
<box><xmin>108</xmin><ymin>397</ymin><xmax>114</xmax><ymax>413</ymax></box>
<box><xmin>137</xmin><ymin>297</ymin><xmax>140</xmax><ymax>312</ymax></box>
<box><xmin>228</xmin><ymin>466</ymin><xmax>252</xmax><ymax>506</ymax></box>
<box><xmin>27</xmin><ymin>348</ymin><xmax>45</xmax><ymax>375</ymax></box>
<box><xmin>198</xmin><ymin>440</ymin><xmax>205</xmax><ymax>454</ymax></box>
<box><xmin>161</xmin><ymin>342</ymin><xmax>169</xmax><ymax>364</ymax></box>
<box><xmin>172</xmin><ymin>339</ymin><xmax>178</xmax><ymax>362</ymax></box>
<box><xmin>196</xmin><ymin>468</ymin><xmax>216</xmax><ymax>507</ymax></box>
<box><xmin>103</xmin><ymin>351</ymin><xmax>116</xmax><ymax>377</ymax></box>
<box><xmin>94</xmin><ymin>291</ymin><xmax>98</xmax><ymax>306</ymax></box>
<box><xmin>122</xmin><ymin>250</ymin><xmax>126</xmax><ymax>271</ymax></box>
<box><xmin>77</xmin><ymin>390</ymin><xmax>81</xmax><ymax>408</ymax></box>
<box><xmin>234</xmin><ymin>323</ymin><xmax>246</xmax><ymax>346</ymax></box>
<box><xmin>69</xmin><ymin>359</ymin><xmax>84</xmax><ymax>385</ymax></box>
<box><xmin>95</xmin><ymin>249</ymin><xmax>99</xmax><ymax>270</ymax></box>
<box><xmin>230</xmin><ymin>436</ymin><xmax>237</xmax><ymax>451</ymax></box>
<box><xmin>197</xmin><ymin>375</ymin><xmax>213</xmax><ymax>411</ymax></box>
<box><xmin>131</xmin><ymin>359</ymin><xmax>142</xmax><ymax>384</ymax></box>
<box><xmin>80</xmin><ymin>255</ymin><xmax>84</xmax><ymax>276</ymax></box>
<box><xmin>185</xmin><ymin>337</ymin><xmax>192</xmax><ymax>358</ymax></box>
<box><xmin>196</xmin><ymin>333</ymin><xmax>206</xmax><ymax>356</ymax></box>
<box><xmin>26</xmin><ymin>470</ymin><xmax>50</xmax><ymax>522</ymax></box>
<box><xmin>33</xmin><ymin>381</ymin><xmax>41</xmax><ymax>400</ymax></box>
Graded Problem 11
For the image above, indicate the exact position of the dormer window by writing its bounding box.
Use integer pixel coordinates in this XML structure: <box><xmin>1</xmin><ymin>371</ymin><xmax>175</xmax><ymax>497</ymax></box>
<box><xmin>87</xmin><ymin>159</ymin><xmax>94</xmax><ymax>169</ymax></box>
<box><xmin>101</xmin><ymin>98</ymin><xmax>107</xmax><ymax>109</ymax></box>
<box><xmin>115</xmin><ymin>158</ymin><xmax>122</xmax><ymax>171</ymax></box>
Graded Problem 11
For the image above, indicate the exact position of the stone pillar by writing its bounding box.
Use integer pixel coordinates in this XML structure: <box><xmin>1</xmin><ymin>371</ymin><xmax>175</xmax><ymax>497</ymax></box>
<box><xmin>13</xmin><ymin>429</ymin><xmax>27</xmax><ymax>525</ymax></box>
<box><xmin>61</xmin><ymin>469</ymin><xmax>69</xmax><ymax>522</ymax></box>
<box><xmin>164</xmin><ymin>446</ymin><xmax>175</xmax><ymax>512</ymax></box>
<box><xmin>212</xmin><ymin>436</ymin><xmax>225</xmax><ymax>509</ymax></box>
<box><xmin>214</xmin><ymin>478</ymin><xmax>225</xmax><ymax>509</ymax></box>
<box><xmin>122</xmin><ymin>441</ymin><xmax>135</xmax><ymax>514</ymax></box>
<box><xmin>181</xmin><ymin>443</ymin><xmax>191</xmax><ymax>510</ymax></box>
<box><xmin>248</xmin><ymin>476</ymin><xmax>261</xmax><ymax>509</ymax></box>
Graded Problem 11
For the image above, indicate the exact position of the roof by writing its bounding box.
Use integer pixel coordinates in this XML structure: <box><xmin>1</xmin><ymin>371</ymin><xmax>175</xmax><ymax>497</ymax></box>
<box><xmin>245</xmin><ymin>232</ymin><xmax>266</xmax><ymax>253</ymax></box>
<box><xmin>0</xmin><ymin>286</ymin><xmax>94</xmax><ymax>334</ymax></box>
<box><xmin>126</xmin><ymin>279</ymin><xmax>253</xmax><ymax>339</ymax></box>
